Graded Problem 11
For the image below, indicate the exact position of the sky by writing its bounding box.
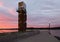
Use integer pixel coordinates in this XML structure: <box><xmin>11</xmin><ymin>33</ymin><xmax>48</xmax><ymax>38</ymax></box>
<box><xmin>0</xmin><ymin>0</ymin><xmax>60</xmax><ymax>28</ymax></box>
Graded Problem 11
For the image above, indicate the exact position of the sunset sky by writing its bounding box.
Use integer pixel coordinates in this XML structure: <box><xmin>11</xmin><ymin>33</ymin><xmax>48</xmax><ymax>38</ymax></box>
<box><xmin>0</xmin><ymin>0</ymin><xmax>60</xmax><ymax>28</ymax></box>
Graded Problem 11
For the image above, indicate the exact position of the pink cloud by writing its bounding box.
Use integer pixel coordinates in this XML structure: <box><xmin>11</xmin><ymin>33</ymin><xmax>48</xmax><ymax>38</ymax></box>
<box><xmin>8</xmin><ymin>8</ymin><xmax>17</xmax><ymax>16</ymax></box>
<box><xmin>0</xmin><ymin>13</ymin><xmax>8</xmax><ymax>20</ymax></box>
<box><xmin>0</xmin><ymin>13</ymin><xmax>18</xmax><ymax>28</ymax></box>
<box><xmin>0</xmin><ymin>13</ymin><xmax>17</xmax><ymax>21</ymax></box>
<box><xmin>0</xmin><ymin>2</ymin><xmax>3</xmax><ymax>7</ymax></box>
<box><xmin>0</xmin><ymin>22</ymin><xmax>18</xmax><ymax>28</ymax></box>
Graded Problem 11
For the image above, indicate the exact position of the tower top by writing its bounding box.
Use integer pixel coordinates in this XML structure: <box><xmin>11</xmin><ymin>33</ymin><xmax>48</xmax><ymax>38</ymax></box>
<box><xmin>18</xmin><ymin>1</ymin><xmax>26</xmax><ymax>9</ymax></box>
<box><xmin>19</xmin><ymin>1</ymin><xmax>24</xmax><ymax>6</ymax></box>
<box><xmin>18</xmin><ymin>1</ymin><xmax>26</xmax><ymax>6</ymax></box>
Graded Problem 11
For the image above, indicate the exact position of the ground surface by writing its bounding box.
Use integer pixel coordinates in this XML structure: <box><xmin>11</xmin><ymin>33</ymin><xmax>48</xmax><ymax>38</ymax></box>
<box><xmin>0</xmin><ymin>30</ymin><xmax>59</xmax><ymax>42</ymax></box>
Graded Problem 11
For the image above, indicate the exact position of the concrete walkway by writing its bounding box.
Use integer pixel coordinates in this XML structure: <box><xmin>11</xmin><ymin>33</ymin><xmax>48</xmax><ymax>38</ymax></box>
<box><xmin>0</xmin><ymin>31</ymin><xmax>40</xmax><ymax>42</ymax></box>
<box><xmin>0</xmin><ymin>31</ymin><xmax>59</xmax><ymax>42</ymax></box>
<box><xmin>14</xmin><ymin>31</ymin><xmax>60</xmax><ymax>42</ymax></box>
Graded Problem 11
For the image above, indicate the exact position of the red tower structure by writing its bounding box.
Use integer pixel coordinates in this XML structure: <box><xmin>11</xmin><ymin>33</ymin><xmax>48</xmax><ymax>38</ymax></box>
<box><xmin>17</xmin><ymin>1</ymin><xmax>27</xmax><ymax>32</ymax></box>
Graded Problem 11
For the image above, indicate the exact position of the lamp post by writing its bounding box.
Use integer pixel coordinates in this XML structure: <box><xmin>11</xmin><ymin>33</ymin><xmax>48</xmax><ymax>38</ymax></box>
<box><xmin>49</xmin><ymin>23</ymin><xmax>51</xmax><ymax>35</ymax></box>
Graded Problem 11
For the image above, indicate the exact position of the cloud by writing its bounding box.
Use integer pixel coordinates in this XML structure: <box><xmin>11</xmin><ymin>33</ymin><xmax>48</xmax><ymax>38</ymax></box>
<box><xmin>0</xmin><ymin>9</ymin><xmax>18</xmax><ymax>28</ymax></box>
<box><xmin>0</xmin><ymin>22</ymin><xmax>18</xmax><ymax>28</ymax></box>
<box><xmin>8</xmin><ymin>8</ymin><xmax>18</xmax><ymax>16</ymax></box>
<box><xmin>0</xmin><ymin>13</ymin><xmax>18</xmax><ymax>22</ymax></box>
<box><xmin>0</xmin><ymin>1</ymin><xmax>18</xmax><ymax>28</ymax></box>
<box><xmin>0</xmin><ymin>2</ymin><xmax>3</xmax><ymax>7</ymax></box>
<box><xmin>0</xmin><ymin>0</ymin><xmax>60</xmax><ymax>28</ymax></box>
<box><xmin>0</xmin><ymin>5</ymin><xmax>18</xmax><ymax>17</ymax></box>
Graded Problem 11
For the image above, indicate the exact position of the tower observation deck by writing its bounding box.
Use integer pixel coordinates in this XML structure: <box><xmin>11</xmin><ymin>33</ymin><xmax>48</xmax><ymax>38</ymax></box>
<box><xmin>17</xmin><ymin>1</ymin><xmax>27</xmax><ymax>32</ymax></box>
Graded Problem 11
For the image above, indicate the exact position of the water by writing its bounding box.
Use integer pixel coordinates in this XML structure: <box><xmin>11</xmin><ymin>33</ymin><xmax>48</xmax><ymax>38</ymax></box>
<box><xmin>0</xmin><ymin>29</ymin><xmax>60</xmax><ymax>37</ymax></box>
<box><xmin>0</xmin><ymin>30</ymin><xmax>18</xmax><ymax>33</ymax></box>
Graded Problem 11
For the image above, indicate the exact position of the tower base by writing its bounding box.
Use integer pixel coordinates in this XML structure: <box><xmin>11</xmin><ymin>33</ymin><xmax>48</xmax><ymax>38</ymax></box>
<box><xmin>18</xmin><ymin>23</ymin><xmax>26</xmax><ymax>32</ymax></box>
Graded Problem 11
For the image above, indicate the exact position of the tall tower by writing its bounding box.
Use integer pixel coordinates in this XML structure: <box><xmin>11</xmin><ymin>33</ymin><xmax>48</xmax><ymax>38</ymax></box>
<box><xmin>17</xmin><ymin>1</ymin><xmax>27</xmax><ymax>32</ymax></box>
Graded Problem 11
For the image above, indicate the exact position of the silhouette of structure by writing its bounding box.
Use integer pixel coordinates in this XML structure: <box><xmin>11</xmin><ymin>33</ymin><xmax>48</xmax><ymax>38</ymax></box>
<box><xmin>49</xmin><ymin>23</ymin><xmax>51</xmax><ymax>34</ymax></box>
<box><xmin>17</xmin><ymin>1</ymin><xmax>27</xmax><ymax>32</ymax></box>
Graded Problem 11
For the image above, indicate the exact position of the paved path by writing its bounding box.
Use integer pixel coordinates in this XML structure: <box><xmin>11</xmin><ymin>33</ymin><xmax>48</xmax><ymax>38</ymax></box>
<box><xmin>0</xmin><ymin>31</ymin><xmax>40</xmax><ymax>42</ymax></box>
<box><xmin>0</xmin><ymin>31</ymin><xmax>59</xmax><ymax>42</ymax></box>
<box><xmin>14</xmin><ymin>31</ymin><xmax>59</xmax><ymax>42</ymax></box>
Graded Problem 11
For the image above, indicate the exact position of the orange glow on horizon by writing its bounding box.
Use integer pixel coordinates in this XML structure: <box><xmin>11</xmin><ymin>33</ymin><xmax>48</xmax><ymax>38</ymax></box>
<box><xmin>0</xmin><ymin>13</ymin><xmax>18</xmax><ymax>28</ymax></box>
<box><xmin>0</xmin><ymin>23</ymin><xmax>18</xmax><ymax>28</ymax></box>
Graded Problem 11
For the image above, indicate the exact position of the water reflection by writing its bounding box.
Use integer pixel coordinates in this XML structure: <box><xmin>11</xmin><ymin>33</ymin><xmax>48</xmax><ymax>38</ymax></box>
<box><xmin>0</xmin><ymin>30</ymin><xmax>18</xmax><ymax>33</ymax></box>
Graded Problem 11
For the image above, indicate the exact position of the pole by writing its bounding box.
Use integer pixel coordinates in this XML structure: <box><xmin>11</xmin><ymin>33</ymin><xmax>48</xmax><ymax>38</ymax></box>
<box><xmin>49</xmin><ymin>23</ymin><xmax>51</xmax><ymax>35</ymax></box>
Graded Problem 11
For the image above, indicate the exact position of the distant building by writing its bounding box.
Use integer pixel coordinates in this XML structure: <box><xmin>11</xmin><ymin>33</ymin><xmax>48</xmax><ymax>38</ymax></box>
<box><xmin>17</xmin><ymin>1</ymin><xmax>27</xmax><ymax>32</ymax></box>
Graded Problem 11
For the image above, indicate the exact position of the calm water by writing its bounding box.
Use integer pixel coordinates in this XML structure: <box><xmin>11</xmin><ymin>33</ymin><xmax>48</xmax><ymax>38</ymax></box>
<box><xmin>0</xmin><ymin>30</ymin><xmax>18</xmax><ymax>33</ymax></box>
<box><xmin>0</xmin><ymin>30</ymin><xmax>60</xmax><ymax>37</ymax></box>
